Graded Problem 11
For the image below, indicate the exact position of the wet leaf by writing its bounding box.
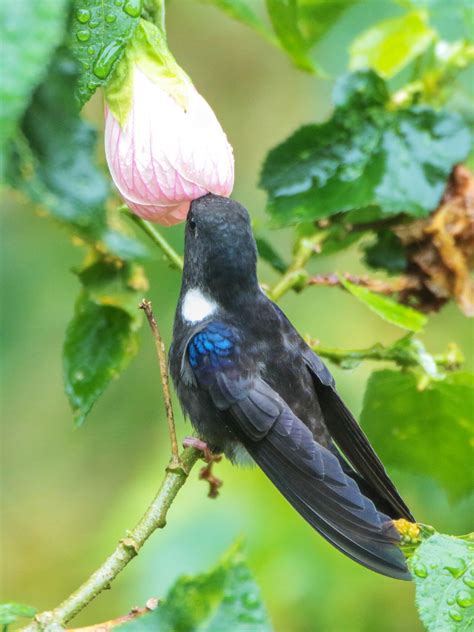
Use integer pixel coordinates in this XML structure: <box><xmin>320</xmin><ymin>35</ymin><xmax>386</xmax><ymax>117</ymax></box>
<box><xmin>350</xmin><ymin>10</ymin><xmax>435</xmax><ymax>78</ymax></box>
<box><xmin>360</xmin><ymin>370</ymin><xmax>474</xmax><ymax>501</ymax></box>
<box><xmin>118</xmin><ymin>544</ymin><xmax>272</xmax><ymax>631</ymax></box>
<box><xmin>260</xmin><ymin>71</ymin><xmax>471</xmax><ymax>225</ymax></box>
<box><xmin>68</xmin><ymin>0</ymin><xmax>142</xmax><ymax>106</ymax></box>
<box><xmin>409</xmin><ymin>534</ymin><xmax>474</xmax><ymax>631</ymax></box>
<box><xmin>341</xmin><ymin>277</ymin><xmax>427</xmax><ymax>331</ymax></box>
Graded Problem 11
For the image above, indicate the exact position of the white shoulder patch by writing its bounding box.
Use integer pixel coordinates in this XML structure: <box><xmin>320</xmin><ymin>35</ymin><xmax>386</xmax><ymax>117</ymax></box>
<box><xmin>181</xmin><ymin>288</ymin><xmax>218</xmax><ymax>323</ymax></box>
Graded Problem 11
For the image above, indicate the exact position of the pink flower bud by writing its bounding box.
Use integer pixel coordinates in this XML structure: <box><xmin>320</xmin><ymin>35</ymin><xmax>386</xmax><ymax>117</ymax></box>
<box><xmin>105</xmin><ymin>65</ymin><xmax>234</xmax><ymax>226</ymax></box>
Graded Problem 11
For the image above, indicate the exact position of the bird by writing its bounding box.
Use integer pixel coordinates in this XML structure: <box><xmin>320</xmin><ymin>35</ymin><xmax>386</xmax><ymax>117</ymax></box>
<box><xmin>169</xmin><ymin>193</ymin><xmax>414</xmax><ymax>580</ymax></box>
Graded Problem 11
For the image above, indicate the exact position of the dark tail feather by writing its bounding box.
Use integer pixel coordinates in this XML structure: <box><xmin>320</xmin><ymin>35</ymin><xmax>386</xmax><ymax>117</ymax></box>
<box><xmin>243</xmin><ymin>408</ymin><xmax>410</xmax><ymax>580</ymax></box>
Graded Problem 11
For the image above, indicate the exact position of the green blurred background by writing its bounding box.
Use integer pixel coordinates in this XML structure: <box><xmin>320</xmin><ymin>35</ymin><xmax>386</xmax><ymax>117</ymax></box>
<box><xmin>1</xmin><ymin>2</ymin><xmax>473</xmax><ymax>631</ymax></box>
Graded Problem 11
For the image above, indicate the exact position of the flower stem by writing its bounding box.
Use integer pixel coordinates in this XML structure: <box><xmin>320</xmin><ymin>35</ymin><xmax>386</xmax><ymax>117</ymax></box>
<box><xmin>21</xmin><ymin>448</ymin><xmax>200</xmax><ymax>631</ymax></box>
<box><xmin>123</xmin><ymin>209</ymin><xmax>183</xmax><ymax>271</ymax></box>
<box><xmin>139</xmin><ymin>298</ymin><xmax>181</xmax><ymax>467</ymax></box>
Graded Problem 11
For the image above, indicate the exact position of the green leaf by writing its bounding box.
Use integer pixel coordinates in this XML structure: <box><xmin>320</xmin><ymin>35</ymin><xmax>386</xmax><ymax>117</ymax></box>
<box><xmin>68</xmin><ymin>0</ymin><xmax>142</xmax><ymax>107</ymax></box>
<box><xmin>8</xmin><ymin>51</ymin><xmax>145</xmax><ymax>260</ymax></box>
<box><xmin>265</xmin><ymin>0</ymin><xmax>357</xmax><ymax>73</ymax></box>
<box><xmin>340</xmin><ymin>277</ymin><xmax>427</xmax><ymax>331</ymax></box>
<box><xmin>9</xmin><ymin>52</ymin><xmax>108</xmax><ymax>238</ymax></box>
<box><xmin>360</xmin><ymin>370</ymin><xmax>474</xmax><ymax>500</ymax></box>
<box><xmin>63</xmin><ymin>258</ymin><xmax>145</xmax><ymax>425</ymax></box>
<box><xmin>409</xmin><ymin>534</ymin><xmax>474</xmax><ymax>631</ymax></box>
<box><xmin>201</xmin><ymin>0</ymin><xmax>277</xmax><ymax>46</ymax></box>
<box><xmin>0</xmin><ymin>603</ymin><xmax>36</xmax><ymax>626</ymax></box>
<box><xmin>363</xmin><ymin>230</ymin><xmax>407</xmax><ymax>274</ymax></box>
<box><xmin>350</xmin><ymin>10</ymin><xmax>436</xmax><ymax>78</ymax></box>
<box><xmin>118</xmin><ymin>544</ymin><xmax>272</xmax><ymax>631</ymax></box>
<box><xmin>260</xmin><ymin>71</ymin><xmax>471</xmax><ymax>225</ymax></box>
<box><xmin>255</xmin><ymin>236</ymin><xmax>288</xmax><ymax>273</ymax></box>
<box><xmin>0</xmin><ymin>0</ymin><xmax>68</xmax><ymax>151</ymax></box>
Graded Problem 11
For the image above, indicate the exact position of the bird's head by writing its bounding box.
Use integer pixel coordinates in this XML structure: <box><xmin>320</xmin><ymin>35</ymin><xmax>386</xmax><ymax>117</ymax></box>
<box><xmin>182</xmin><ymin>194</ymin><xmax>258</xmax><ymax>303</ymax></box>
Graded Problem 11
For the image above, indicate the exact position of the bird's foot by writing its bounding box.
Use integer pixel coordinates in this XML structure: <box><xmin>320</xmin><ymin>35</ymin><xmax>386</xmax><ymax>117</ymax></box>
<box><xmin>182</xmin><ymin>436</ymin><xmax>223</xmax><ymax>499</ymax></box>
<box><xmin>183</xmin><ymin>436</ymin><xmax>215</xmax><ymax>462</ymax></box>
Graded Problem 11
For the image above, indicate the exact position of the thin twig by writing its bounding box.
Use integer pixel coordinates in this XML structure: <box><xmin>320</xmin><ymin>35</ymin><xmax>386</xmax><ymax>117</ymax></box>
<box><xmin>308</xmin><ymin>273</ymin><xmax>421</xmax><ymax>294</ymax></box>
<box><xmin>68</xmin><ymin>598</ymin><xmax>159</xmax><ymax>631</ymax></box>
<box><xmin>139</xmin><ymin>299</ymin><xmax>181</xmax><ymax>467</ymax></box>
<box><xmin>123</xmin><ymin>208</ymin><xmax>183</xmax><ymax>271</ymax></box>
<box><xmin>21</xmin><ymin>448</ymin><xmax>200</xmax><ymax>631</ymax></box>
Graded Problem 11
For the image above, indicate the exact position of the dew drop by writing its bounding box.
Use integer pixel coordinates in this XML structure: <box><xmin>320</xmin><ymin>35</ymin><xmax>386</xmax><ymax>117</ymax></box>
<box><xmin>413</xmin><ymin>562</ymin><xmax>428</xmax><ymax>578</ymax></box>
<box><xmin>448</xmin><ymin>609</ymin><xmax>463</xmax><ymax>623</ymax></box>
<box><xmin>74</xmin><ymin>370</ymin><xmax>85</xmax><ymax>382</ymax></box>
<box><xmin>447</xmin><ymin>597</ymin><xmax>454</xmax><ymax>606</ymax></box>
<box><xmin>105</xmin><ymin>13</ymin><xmax>117</xmax><ymax>23</ymax></box>
<box><xmin>87</xmin><ymin>81</ymin><xmax>96</xmax><ymax>91</ymax></box>
<box><xmin>82</xmin><ymin>62</ymin><xmax>90</xmax><ymax>70</ymax></box>
<box><xmin>89</xmin><ymin>20</ymin><xmax>100</xmax><ymax>28</ymax></box>
<box><xmin>444</xmin><ymin>558</ymin><xmax>467</xmax><ymax>579</ymax></box>
<box><xmin>463</xmin><ymin>575</ymin><xmax>474</xmax><ymax>589</ymax></box>
<box><xmin>76</xmin><ymin>29</ymin><xmax>91</xmax><ymax>42</ymax></box>
<box><xmin>93</xmin><ymin>42</ymin><xmax>122</xmax><ymax>79</ymax></box>
<box><xmin>115</xmin><ymin>0</ymin><xmax>123</xmax><ymax>5</ymax></box>
<box><xmin>456</xmin><ymin>590</ymin><xmax>473</xmax><ymax>608</ymax></box>
<box><xmin>123</xmin><ymin>0</ymin><xmax>141</xmax><ymax>17</ymax></box>
<box><xmin>76</xmin><ymin>8</ymin><xmax>91</xmax><ymax>23</ymax></box>
<box><xmin>87</xmin><ymin>46</ymin><xmax>95</xmax><ymax>55</ymax></box>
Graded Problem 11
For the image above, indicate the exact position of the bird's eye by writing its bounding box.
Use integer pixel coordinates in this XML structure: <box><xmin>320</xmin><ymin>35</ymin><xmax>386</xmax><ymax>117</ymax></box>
<box><xmin>189</xmin><ymin>217</ymin><xmax>197</xmax><ymax>232</ymax></box>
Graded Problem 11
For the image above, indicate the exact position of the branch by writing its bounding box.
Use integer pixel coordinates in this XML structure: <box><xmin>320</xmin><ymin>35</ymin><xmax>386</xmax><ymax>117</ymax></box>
<box><xmin>267</xmin><ymin>231</ymin><xmax>328</xmax><ymax>301</ymax></box>
<box><xmin>22</xmin><ymin>448</ymin><xmax>200</xmax><ymax>632</ymax></box>
<box><xmin>139</xmin><ymin>299</ymin><xmax>180</xmax><ymax>467</ymax></box>
<box><xmin>68</xmin><ymin>598</ymin><xmax>159</xmax><ymax>631</ymax></box>
<box><xmin>307</xmin><ymin>272</ymin><xmax>421</xmax><ymax>294</ymax></box>
<box><xmin>308</xmin><ymin>337</ymin><xmax>463</xmax><ymax>372</ymax></box>
<box><xmin>122</xmin><ymin>208</ymin><xmax>183</xmax><ymax>271</ymax></box>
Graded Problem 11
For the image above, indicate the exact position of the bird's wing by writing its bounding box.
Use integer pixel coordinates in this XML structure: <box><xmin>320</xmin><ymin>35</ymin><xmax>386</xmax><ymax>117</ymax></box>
<box><xmin>186</xmin><ymin>321</ymin><xmax>410</xmax><ymax>580</ymax></box>
<box><xmin>302</xmin><ymin>347</ymin><xmax>414</xmax><ymax>522</ymax></box>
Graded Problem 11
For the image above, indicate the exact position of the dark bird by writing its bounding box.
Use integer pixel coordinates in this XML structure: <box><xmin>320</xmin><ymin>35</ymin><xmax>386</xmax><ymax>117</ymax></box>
<box><xmin>170</xmin><ymin>193</ymin><xmax>414</xmax><ymax>580</ymax></box>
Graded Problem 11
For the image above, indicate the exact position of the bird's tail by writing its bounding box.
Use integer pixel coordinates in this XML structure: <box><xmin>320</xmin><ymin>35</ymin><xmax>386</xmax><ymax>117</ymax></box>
<box><xmin>242</xmin><ymin>407</ymin><xmax>410</xmax><ymax>580</ymax></box>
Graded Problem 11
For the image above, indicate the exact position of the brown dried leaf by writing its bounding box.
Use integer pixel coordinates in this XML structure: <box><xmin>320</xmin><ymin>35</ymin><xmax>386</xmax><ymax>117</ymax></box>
<box><xmin>394</xmin><ymin>165</ymin><xmax>474</xmax><ymax>315</ymax></box>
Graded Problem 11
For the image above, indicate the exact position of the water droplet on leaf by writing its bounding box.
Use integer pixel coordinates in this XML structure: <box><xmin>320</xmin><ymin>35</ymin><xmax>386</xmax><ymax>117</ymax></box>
<box><xmin>413</xmin><ymin>562</ymin><xmax>428</xmax><ymax>578</ymax></box>
<box><xmin>463</xmin><ymin>575</ymin><xmax>474</xmax><ymax>589</ymax></box>
<box><xmin>87</xmin><ymin>46</ymin><xmax>95</xmax><ymax>55</ymax></box>
<box><xmin>106</xmin><ymin>13</ymin><xmax>117</xmax><ymax>23</ymax></box>
<box><xmin>76</xmin><ymin>29</ymin><xmax>91</xmax><ymax>42</ymax></box>
<box><xmin>76</xmin><ymin>8</ymin><xmax>91</xmax><ymax>23</ymax></box>
<box><xmin>445</xmin><ymin>558</ymin><xmax>467</xmax><ymax>579</ymax></box>
<box><xmin>456</xmin><ymin>590</ymin><xmax>473</xmax><ymax>608</ymax></box>
<box><xmin>93</xmin><ymin>42</ymin><xmax>122</xmax><ymax>79</ymax></box>
<box><xmin>123</xmin><ymin>0</ymin><xmax>141</xmax><ymax>17</ymax></box>
<box><xmin>448</xmin><ymin>609</ymin><xmax>463</xmax><ymax>622</ymax></box>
